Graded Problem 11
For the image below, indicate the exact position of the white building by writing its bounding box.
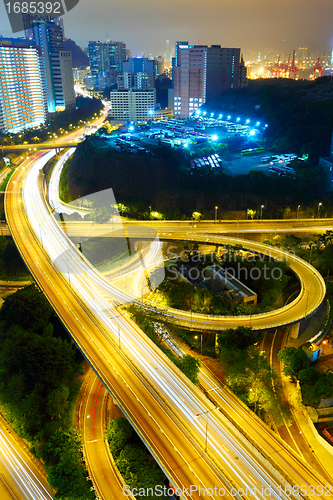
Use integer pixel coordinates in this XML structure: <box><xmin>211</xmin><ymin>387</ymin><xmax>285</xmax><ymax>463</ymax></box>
<box><xmin>33</xmin><ymin>21</ymin><xmax>75</xmax><ymax>112</ymax></box>
<box><xmin>0</xmin><ymin>41</ymin><xmax>48</xmax><ymax>133</ymax></box>
<box><xmin>109</xmin><ymin>89</ymin><xmax>156</xmax><ymax>122</ymax></box>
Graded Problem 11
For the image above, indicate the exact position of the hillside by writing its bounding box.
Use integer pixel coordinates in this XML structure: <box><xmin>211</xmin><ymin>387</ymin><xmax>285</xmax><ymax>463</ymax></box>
<box><xmin>65</xmin><ymin>138</ymin><xmax>329</xmax><ymax>218</ymax></box>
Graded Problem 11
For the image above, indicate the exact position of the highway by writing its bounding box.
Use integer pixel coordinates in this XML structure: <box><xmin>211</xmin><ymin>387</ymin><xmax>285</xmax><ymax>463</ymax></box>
<box><xmin>52</xmin><ymin>219</ymin><xmax>326</xmax><ymax>331</ymax></box>
<box><xmin>77</xmin><ymin>366</ymin><xmax>135</xmax><ymax>500</ymax></box>
<box><xmin>46</xmin><ymin>157</ymin><xmax>326</xmax><ymax>331</ymax></box>
<box><xmin>5</xmin><ymin>149</ymin><xmax>333</xmax><ymax>499</ymax></box>
<box><xmin>0</xmin><ymin>413</ymin><xmax>53</xmax><ymax>500</ymax></box>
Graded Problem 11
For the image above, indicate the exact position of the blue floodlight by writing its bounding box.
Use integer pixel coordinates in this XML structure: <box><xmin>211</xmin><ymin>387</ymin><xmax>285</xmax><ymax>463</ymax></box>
<box><xmin>203</xmin><ymin>111</ymin><xmax>206</xmax><ymax>115</ymax></box>
<box><xmin>265</xmin><ymin>124</ymin><xmax>268</xmax><ymax>128</ymax></box>
<box><xmin>249</xmin><ymin>129</ymin><xmax>256</xmax><ymax>136</ymax></box>
<box><xmin>227</xmin><ymin>115</ymin><xmax>231</xmax><ymax>120</ymax></box>
<box><xmin>211</xmin><ymin>134</ymin><xmax>218</xmax><ymax>141</ymax></box>
<box><xmin>246</xmin><ymin>119</ymin><xmax>250</xmax><ymax>124</ymax></box>
<box><xmin>129</xmin><ymin>126</ymin><xmax>134</xmax><ymax>131</ymax></box>
<box><xmin>196</xmin><ymin>109</ymin><xmax>201</xmax><ymax>115</ymax></box>
<box><xmin>236</xmin><ymin>117</ymin><xmax>240</xmax><ymax>122</ymax></box>
<box><xmin>219</xmin><ymin>114</ymin><xmax>222</xmax><ymax>119</ymax></box>
<box><xmin>211</xmin><ymin>112</ymin><xmax>214</xmax><ymax>117</ymax></box>
<box><xmin>256</xmin><ymin>121</ymin><xmax>260</xmax><ymax>126</ymax></box>
<box><xmin>183</xmin><ymin>143</ymin><xmax>188</xmax><ymax>148</ymax></box>
<box><xmin>149</xmin><ymin>110</ymin><xmax>153</xmax><ymax>115</ymax></box>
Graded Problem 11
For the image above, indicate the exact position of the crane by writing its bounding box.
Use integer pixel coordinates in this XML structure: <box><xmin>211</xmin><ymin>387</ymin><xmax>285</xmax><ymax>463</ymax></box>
<box><xmin>313</xmin><ymin>57</ymin><xmax>322</xmax><ymax>78</ymax></box>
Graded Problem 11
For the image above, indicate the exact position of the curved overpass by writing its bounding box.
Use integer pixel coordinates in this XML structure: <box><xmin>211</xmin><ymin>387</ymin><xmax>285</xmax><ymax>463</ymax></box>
<box><xmin>5</xmin><ymin>150</ymin><xmax>329</xmax><ymax>500</ymax></box>
<box><xmin>45</xmin><ymin>152</ymin><xmax>325</xmax><ymax>331</ymax></box>
<box><xmin>56</xmin><ymin>220</ymin><xmax>326</xmax><ymax>331</ymax></box>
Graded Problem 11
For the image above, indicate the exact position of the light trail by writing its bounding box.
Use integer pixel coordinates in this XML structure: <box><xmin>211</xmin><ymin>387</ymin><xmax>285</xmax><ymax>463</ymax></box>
<box><xmin>9</xmin><ymin>150</ymin><xmax>329</xmax><ymax>499</ymax></box>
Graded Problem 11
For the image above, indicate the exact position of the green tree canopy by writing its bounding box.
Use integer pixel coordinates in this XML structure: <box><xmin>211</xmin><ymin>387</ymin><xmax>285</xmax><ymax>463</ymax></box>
<box><xmin>0</xmin><ymin>284</ymin><xmax>53</xmax><ymax>332</ymax></box>
<box><xmin>277</xmin><ymin>347</ymin><xmax>309</xmax><ymax>379</ymax></box>
<box><xmin>218</xmin><ymin>326</ymin><xmax>258</xmax><ymax>351</ymax></box>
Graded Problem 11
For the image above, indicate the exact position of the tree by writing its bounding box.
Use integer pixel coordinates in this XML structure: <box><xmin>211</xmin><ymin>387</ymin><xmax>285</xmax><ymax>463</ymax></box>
<box><xmin>178</xmin><ymin>354</ymin><xmax>201</xmax><ymax>385</ymax></box>
<box><xmin>86</xmin><ymin>206</ymin><xmax>111</xmax><ymax>224</ymax></box>
<box><xmin>45</xmin><ymin>427</ymin><xmax>94</xmax><ymax>499</ymax></box>
<box><xmin>298</xmin><ymin>367</ymin><xmax>333</xmax><ymax>407</ymax></box>
<box><xmin>0</xmin><ymin>284</ymin><xmax>53</xmax><ymax>332</ymax></box>
<box><xmin>218</xmin><ymin>326</ymin><xmax>258</xmax><ymax>351</ymax></box>
<box><xmin>105</xmin><ymin>417</ymin><xmax>134</xmax><ymax>457</ymax></box>
<box><xmin>277</xmin><ymin>347</ymin><xmax>308</xmax><ymax>379</ymax></box>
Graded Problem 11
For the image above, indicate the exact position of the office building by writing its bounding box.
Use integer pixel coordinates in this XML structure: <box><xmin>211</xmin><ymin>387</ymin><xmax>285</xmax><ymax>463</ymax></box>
<box><xmin>88</xmin><ymin>41</ymin><xmax>127</xmax><ymax>88</ymax></box>
<box><xmin>173</xmin><ymin>42</ymin><xmax>242</xmax><ymax>117</ymax></box>
<box><xmin>32</xmin><ymin>20</ymin><xmax>75</xmax><ymax>112</ymax></box>
<box><xmin>122</xmin><ymin>57</ymin><xmax>154</xmax><ymax>86</ymax></box>
<box><xmin>0</xmin><ymin>41</ymin><xmax>48</xmax><ymax>133</ymax></box>
<box><xmin>109</xmin><ymin>88</ymin><xmax>156</xmax><ymax>122</ymax></box>
<box><xmin>23</xmin><ymin>14</ymin><xmax>64</xmax><ymax>41</ymax></box>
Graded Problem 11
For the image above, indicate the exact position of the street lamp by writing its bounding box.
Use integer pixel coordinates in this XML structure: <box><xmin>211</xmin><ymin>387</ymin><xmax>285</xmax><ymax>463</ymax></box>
<box><xmin>195</xmin><ymin>406</ymin><xmax>219</xmax><ymax>453</ymax></box>
<box><xmin>305</xmin><ymin>287</ymin><xmax>310</xmax><ymax>316</ymax></box>
<box><xmin>215</xmin><ymin>206</ymin><xmax>218</xmax><ymax>223</ymax></box>
<box><xmin>261</xmin><ymin>205</ymin><xmax>264</xmax><ymax>219</ymax></box>
<box><xmin>141</xmin><ymin>284</ymin><xmax>150</xmax><ymax>304</ymax></box>
<box><xmin>297</xmin><ymin>205</ymin><xmax>300</xmax><ymax>219</ymax></box>
<box><xmin>318</xmin><ymin>202</ymin><xmax>322</xmax><ymax>219</ymax></box>
<box><xmin>194</xmin><ymin>334</ymin><xmax>203</xmax><ymax>355</ymax></box>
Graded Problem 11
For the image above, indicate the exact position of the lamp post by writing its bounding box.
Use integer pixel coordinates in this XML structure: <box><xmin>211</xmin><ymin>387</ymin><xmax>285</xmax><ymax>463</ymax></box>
<box><xmin>318</xmin><ymin>202</ymin><xmax>322</xmax><ymax>219</ymax></box>
<box><xmin>215</xmin><ymin>206</ymin><xmax>218</xmax><ymax>224</ymax></box>
<box><xmin>195</xmin><ymin>406</ymin><xmax>219</xmax><ymax>453</ymax></box>
<box><xmin>261</xmin><ymin>204</ymin><xmax>264</xmax><ymax>220</ymax></box>
<box><xmin>141</xmin><ymin>284</ymin><xmax>150</xmax><ymax>304</ymax></box>
<box><xmin>305</xmin><ymin>286</ymin><xmax>310</xmax><ymax>316</ymax></box>
<box><xmin>39</xmin><ymin>224</ymin><xmax>43</xmax><ymax>248</ymax></box>
<box><xmin>194</xmin><ymin>334</ymin><xmax>203</xmax><ymax>355</ymax></box>
<box><xmin>297</xmin><ymin>205</ymin><xmax>300</xmax><ymax>219</ymax></box>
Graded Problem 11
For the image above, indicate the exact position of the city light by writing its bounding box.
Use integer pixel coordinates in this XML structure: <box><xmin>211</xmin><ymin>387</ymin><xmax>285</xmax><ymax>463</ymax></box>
<box><xmin>249</xmin><ymin>129</ymin><xmax>256</xmax><ymax>136</ymax></box>
<box><xmin>211</xmin><ymin>135</ymin><xmax>218</xmax><ymax>141</ymax></box>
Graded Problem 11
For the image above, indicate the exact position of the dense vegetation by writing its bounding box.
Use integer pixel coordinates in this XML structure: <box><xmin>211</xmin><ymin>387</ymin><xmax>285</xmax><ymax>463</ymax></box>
<box><xmin>64</xmin><ymin>135</ymin><xmax>330</xmax><ymax>218</ymax></box>
<box><xmin>0</xmin><ymin>236</ymin><xmax>31</xmax><ymax>279</ymax></box>
<box><xmin>105</xmin><ymin>417</ymin><xmax>167</xmax><ymax>500</ymax></box>
<box><xmin>128</xmin><ymin>305</ymin><xmax>201</xmax><ymax>385</ymax></box>
<box><xmin>154</xmin><ymin>244</ymin><xmax>291</xmax><ymax>315</ymax></box>
<box><xmin>263</xmin><ymin>230</ymin><xmax>333</xmax><ymax>281</ymax></box>
<box><xmin>205</xmin><ymin>77</ymin><xmax>333</xmax><ymax>163</ymax></box>
<box><xmin>278</xmin><ymin>347</ymin><xmax>333</xmax><ymax>407</ymax></box>
<box><xmin>217</xmin><ymin>327</ymin><xmax>290</xmax><ymax>425</ymax></box>
<box><xmin>0</xmin><ymin>284</ymin><xmax>94</xmax><ymax>499</ymax></box>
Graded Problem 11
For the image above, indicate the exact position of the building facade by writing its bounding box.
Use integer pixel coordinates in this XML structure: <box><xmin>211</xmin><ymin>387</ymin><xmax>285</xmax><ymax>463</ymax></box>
<box><xmin>32</xmin><ymin>20</ymin><xmax>75</xmax><ymax>112</ymax></box>
<box><xmin>109</xmin><ymin>89</ymin><xmax>156</xmax><ymax>122</ymax></box>
<box><xmin>173</xmin><ymin>42</ymin><xmax>242</xmax><ymax>117</ymax></box>
<box><xmin>0</xmin><ymin>41</ymin><xmax>48</xmax><ymax>133</ymax></box>
<box><xmin>88</xmin><ymin>41</ymin><xmax>127</xmax><ymax>88</ymax></box>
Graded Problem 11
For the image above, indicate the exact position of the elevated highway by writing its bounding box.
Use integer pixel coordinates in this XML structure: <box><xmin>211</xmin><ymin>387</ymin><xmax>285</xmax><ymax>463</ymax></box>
<box><xmin>6</xmin><ymin>150</ymin><xmax>332</xmax><ymax>499</ymax></box>
<box><xmin>56</xmin><ymin>220</ymin><xmax>326</xmax><ymax>331</ymax></box>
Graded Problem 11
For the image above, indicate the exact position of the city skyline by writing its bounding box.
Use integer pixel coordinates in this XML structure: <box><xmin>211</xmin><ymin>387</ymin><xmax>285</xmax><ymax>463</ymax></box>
<box><xmin>0</xmin><ymin>0</ymin><xmax>332</xmax><ymax>57</ymax></box>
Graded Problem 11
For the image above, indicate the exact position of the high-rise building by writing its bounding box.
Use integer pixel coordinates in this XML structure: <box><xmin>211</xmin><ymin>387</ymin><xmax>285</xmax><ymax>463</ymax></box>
<box><xmin>173</xmin><ymin>42</ymin><xmax>242</xmax><ymax>117</ymax></box>
<box><xmin>239</xmin><ymin>55</ymin><xmax>247</xmax><ymax>88</ymax></box>
<box><xmin>88</xmin><ymin>41</ymin><xmax>127</xmax><ymax>88</ymax></box>
<box><xmin>0</xmin><ymin>40</ymin><xmax>48</xmax><ymax>133</ymax></box>
<box><xmin>32</xmin><ymin>20</ymin><xmax>75</xmax><ymax>112</ymax></box>
<box><xmin>122</xmin><ymin>57</ymin><xmax>154</xmax><ymax>86</ymax></box>
<box><xmin>109</xmin><ymin>88</ymin><xmax>156</xmax><ymax>122</ymax></box>
<box><xmin>23</xmin><ymin>14</ymin><xmax>64</xmax><ymax>41</ymax></box>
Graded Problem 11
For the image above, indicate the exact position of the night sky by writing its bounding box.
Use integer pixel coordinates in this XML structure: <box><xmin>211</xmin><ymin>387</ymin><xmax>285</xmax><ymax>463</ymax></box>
<box><xmin>0</xmin><ymin>0</ymin><xmax>332</xmax><ymax>57</ymax></box>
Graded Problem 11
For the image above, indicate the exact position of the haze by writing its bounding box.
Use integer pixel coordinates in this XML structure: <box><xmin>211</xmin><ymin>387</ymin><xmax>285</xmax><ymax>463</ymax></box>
<box><xmin>0</xmin><ymin>0</ymin><xmax>332</xmax><ymax>56</ymax></box>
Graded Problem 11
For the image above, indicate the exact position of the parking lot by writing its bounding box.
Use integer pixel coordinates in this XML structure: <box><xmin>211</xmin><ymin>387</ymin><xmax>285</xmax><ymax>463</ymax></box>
<box><xmin>98</xmin><ymin>118</ymin><xmax>298</xmax><ymax>176</ymax></box>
